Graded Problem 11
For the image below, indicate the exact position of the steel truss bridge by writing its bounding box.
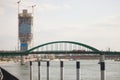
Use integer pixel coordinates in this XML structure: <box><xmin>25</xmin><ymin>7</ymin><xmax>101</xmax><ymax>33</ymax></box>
<box><xmin>0</xmin><ymin>41</ymin><xmax>120</xmax><ymax>56</ymax></box>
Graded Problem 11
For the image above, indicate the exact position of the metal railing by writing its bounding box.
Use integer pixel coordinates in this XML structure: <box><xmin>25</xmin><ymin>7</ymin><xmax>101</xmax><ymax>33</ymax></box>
<box><xmin>29</xmin><ymin>54</ymin><xmax>105</xmax><ymax>80</ymax></box>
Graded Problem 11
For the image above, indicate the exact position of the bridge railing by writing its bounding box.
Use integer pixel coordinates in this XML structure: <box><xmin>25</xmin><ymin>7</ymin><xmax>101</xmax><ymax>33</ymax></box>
<box><xmin>29</xmin><ymin>61</ymin><xmax>81</xmax><ymax>80</ymax></box>
<box><xmin>29</xmin><ymin>55</ymin><xmax>105</xmax><ymax>80</ymax></box>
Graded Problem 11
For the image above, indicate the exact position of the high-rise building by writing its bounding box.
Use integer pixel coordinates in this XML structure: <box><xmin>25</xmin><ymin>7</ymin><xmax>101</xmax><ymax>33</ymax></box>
<box><xmin>18</xmin><ymin>9</ymin><xmax>33</xmax><ymax>51</ymax></box>
<box><xmin>17</xmin><ymin>1</ymin><xmax>35</xmax><ymax>64</ymax></box>
<box><xmin>18</xmin><ymin>9</ymin><xmax>33</xmax><ymax>65</ymax></box>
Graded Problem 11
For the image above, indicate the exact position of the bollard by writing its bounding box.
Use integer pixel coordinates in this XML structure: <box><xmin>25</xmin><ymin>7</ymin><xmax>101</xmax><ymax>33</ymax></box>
<box><xmin>47</xmin><ymin>61</ymin><xmax>50</xmax><ymax>80</ymax></box>
<box><xmin>76</xmin><ymin>61</ymin><xmax>80</xmax><ymax>80</ymax></box>
<box><xmin>30</xmin><ymin>61</ymin><xmax>33</xmax><ymax>80</ymax></box>
<box><xmin>100</xmin><ymin>54</ymin><xmax>105</xmax><ymax>80</ymax></box>
<box><xmin>38</xmin><ymin>61</ymin><xmax>41</xmax><ymax>80</ymax></box>
<box><xmin>60</xmin><ymin>61</ymin><xmax>64</xmax><ymax>80</ymax></box>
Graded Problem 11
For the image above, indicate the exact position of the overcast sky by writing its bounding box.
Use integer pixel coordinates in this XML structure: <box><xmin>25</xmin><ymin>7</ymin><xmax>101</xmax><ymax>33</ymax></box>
<box><xmin>0</xmin><ymin>0</ymin><xmax>120</xmax><ymax>51</ymax></box>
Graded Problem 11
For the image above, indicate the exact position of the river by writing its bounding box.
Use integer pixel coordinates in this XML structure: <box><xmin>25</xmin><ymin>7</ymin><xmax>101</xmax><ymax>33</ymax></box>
<box><xmin>1</xmin><ymin>60</ymin><xmax>120</xmax><ymax>80</ymax></box>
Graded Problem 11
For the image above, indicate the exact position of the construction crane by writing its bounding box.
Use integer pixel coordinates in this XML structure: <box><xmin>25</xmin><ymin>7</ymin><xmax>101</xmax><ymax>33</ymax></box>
<box><xmin>17</xmin><ymin>0</ymin><xmax>21</xmax><ymax>14</ymax></box>
<box><xmin>17</xmin><ymin>0</ymin><xmax>21</xmax><ymax>51</ymax></box>
<box><xmin>31</xmin><ymin>5</ymin><xmax>36</xmax><ymax>15</ymax></box>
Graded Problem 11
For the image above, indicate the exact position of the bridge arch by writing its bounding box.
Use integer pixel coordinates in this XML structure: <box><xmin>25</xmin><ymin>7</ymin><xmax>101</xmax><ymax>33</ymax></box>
<box><xmin>25</xmin><ymin>41</ymin><xmax>99</xmax><ymax>53</ymax></box>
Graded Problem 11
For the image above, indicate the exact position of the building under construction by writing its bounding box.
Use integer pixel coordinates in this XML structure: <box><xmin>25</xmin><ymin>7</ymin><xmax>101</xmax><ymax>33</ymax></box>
<box><xmin>18</xmin><ymin>9</ymin><xmax>33</xmax><ymax>51</ymax></box>
<box><xmin>17</xmin><ymin>1</ymin><xmax>35</xmax><ymax>64</ymax></box>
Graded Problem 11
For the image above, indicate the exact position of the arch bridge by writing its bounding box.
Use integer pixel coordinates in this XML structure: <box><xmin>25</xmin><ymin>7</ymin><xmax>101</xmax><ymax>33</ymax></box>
<box><xmin>0</xmin><ymin>41</ymin><xmax>120</xmax><ymax>56</ymax></box>
<box><xmin>26</xmin><ymin>41</ymin><xmax>99</xmax><ymax>54</ymax></box>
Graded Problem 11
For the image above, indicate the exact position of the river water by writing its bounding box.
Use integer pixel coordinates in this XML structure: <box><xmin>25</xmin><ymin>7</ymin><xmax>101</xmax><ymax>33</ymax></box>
<box><xmin>1</xmin><ymin>60</ymin><xmax>120</xmax><ymax>80</ymax></box>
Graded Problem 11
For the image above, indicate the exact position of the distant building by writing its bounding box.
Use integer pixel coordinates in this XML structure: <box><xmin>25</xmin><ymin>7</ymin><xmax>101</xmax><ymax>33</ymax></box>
<box><xmin>18</xmin><ymin>9</ymin><xmax>33</xmax><ymax>51</ymax></box>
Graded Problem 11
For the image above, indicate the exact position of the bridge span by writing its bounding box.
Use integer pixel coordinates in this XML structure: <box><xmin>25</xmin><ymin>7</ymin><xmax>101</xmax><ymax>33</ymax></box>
<box><xmin>0</xmin><ymin>41</ymin><xmax>120</xmax><ymax>80</ymax></box>
<box><xmin>0</xmin><ymin>41</ymin><xmax>120</xmax><ymax>56</ymax></box>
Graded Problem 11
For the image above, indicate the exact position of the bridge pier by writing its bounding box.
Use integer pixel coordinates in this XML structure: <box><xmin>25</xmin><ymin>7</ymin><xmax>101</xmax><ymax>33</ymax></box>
<box><xmin>20</xmin><ymin>56</ymin><xmax>25</xmax><ymax>65</ymax></box>
<box><xmin>100</xmin><ymin>54</ymin><xmax>105</xmax><ymax>80</ymax></box>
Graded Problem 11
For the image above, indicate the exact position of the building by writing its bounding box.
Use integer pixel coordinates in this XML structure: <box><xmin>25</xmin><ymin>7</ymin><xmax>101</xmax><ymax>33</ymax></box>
<box><xmin>19</xmin><ymin>9</ymin><xmax>33</xmax><ymax>51</ymax></box>
<box><xmin>18</xmin><ymin>9</ymin><xmax>33</xmax><ymax>64</ymax></box>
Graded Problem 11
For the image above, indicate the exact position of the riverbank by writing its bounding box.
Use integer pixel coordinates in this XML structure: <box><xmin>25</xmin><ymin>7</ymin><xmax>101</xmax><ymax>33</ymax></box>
<box><xmin>0</xmin><ymin>60</ymin><xmax>18</xmax><ymax>64</ymax></box>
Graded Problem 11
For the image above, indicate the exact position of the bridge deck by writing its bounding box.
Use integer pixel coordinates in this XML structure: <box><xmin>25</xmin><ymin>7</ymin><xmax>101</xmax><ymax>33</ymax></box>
<box><xmin>0</xmin><ymin>51</ymin><xmax>120</xmax><ymax>56</ymax></box>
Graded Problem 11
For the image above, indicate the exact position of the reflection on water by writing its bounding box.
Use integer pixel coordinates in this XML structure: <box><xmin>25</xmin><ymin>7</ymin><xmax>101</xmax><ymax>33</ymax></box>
<box><xmin>1</xmin><ymin>60</ymin><xmax>120</xmax><ymax>80</ymax></box>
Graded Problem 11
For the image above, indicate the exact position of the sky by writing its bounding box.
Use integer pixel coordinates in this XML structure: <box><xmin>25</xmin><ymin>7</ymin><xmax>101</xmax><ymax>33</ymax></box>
<box><xmin>0</xmin><ymin>0</ymin><xmax>120</xmax><ymax>51</ymax></box>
